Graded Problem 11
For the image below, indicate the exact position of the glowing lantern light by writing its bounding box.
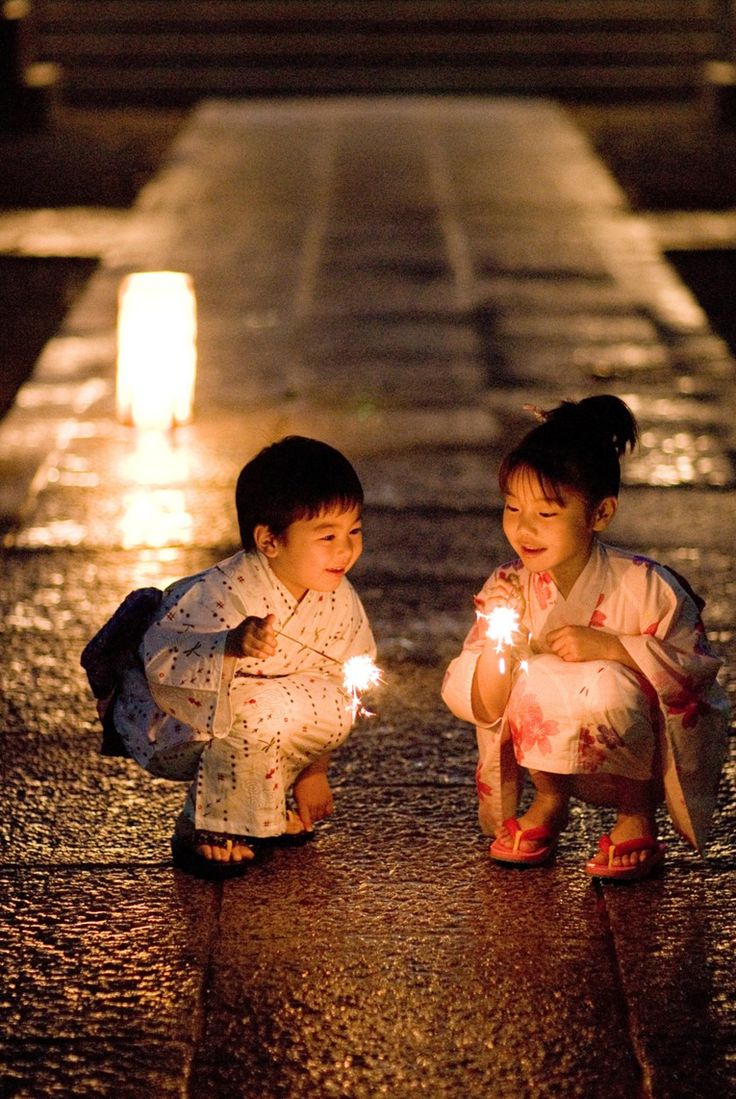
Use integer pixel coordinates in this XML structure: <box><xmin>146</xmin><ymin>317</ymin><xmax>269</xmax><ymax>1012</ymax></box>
<box><xmin>116</xmin><ymin>272</ymin><xmax>197</xmax><ymax>430</ymax></box>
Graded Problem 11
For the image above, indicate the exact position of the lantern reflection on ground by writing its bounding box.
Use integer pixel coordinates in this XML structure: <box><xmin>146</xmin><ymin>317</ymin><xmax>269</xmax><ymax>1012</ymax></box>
<box><xmin>118</xmin><ymin>429</ymin><xmax>195</xmax><ymax>547</ymax></box>
<box><xmin>120</xmin><ymin>486</ymin><xmax>193</xmax><ymax>549</ymax></box>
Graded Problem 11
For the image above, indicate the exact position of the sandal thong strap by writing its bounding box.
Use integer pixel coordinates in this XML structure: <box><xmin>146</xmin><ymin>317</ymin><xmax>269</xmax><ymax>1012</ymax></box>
<box><xmin>503</xmin><ymin>817</ymin><xmax>555</xmax><ymax>854</ymax></box>
<box><xmin>599</xmin><ymin>834</ymin><xmax>658</xmax><ymax>868</ymax></box>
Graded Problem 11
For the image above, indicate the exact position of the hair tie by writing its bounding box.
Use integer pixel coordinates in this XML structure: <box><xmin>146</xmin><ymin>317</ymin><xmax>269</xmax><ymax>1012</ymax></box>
<box><xmin>522</xmin><ymin>403</ymin><xmax>547</xmax><ymax>423</ymax></box>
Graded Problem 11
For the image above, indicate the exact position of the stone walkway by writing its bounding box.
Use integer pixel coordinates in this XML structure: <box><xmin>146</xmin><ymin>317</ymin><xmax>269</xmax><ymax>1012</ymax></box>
<box><xmin>0</xmin><ymin>97</ymin><xmax>734</xmax><ymax>1098</ymax></box>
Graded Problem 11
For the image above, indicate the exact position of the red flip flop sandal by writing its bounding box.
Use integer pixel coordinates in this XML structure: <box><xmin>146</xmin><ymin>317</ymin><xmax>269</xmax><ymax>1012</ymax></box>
<box><xmin>585</xmin><ymin>834</ymin><xmax>666</xmax><ymax>881</ymax></box>
<box><xmin>490</xmin><ymin>817</ymin><xmax>557</xmax><ymax>866</ymax></box>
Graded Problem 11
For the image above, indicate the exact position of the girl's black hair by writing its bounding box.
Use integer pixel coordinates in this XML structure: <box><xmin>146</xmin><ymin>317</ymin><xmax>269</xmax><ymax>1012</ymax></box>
<box><xmin>498</xmin><ymin>395</ymin><xmax>638</xmax><ymax>507</ymax></box>
<box><xmin>235</xmin><ymin>435</ymin><xmax>363</xmax><ymax>551</ymax></box>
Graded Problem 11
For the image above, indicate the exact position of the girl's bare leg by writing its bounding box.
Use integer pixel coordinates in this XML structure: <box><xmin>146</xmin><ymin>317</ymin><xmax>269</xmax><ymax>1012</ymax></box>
<box><xmin>574</xmin><ymin>774</ymin><xmax>657</xmax><ymax>869</ymax></box>
<box><xmin>496</xmin><ymin>770</ymin><xmax>572</xmax><ymax>853</ymax></box>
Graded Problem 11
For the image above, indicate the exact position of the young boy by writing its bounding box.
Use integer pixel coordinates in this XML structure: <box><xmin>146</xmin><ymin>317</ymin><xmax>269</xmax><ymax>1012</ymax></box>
<box><xmin>82</xmin><ymin>436</ymin><xmax>375</xmax><ymax>877</ymax></box>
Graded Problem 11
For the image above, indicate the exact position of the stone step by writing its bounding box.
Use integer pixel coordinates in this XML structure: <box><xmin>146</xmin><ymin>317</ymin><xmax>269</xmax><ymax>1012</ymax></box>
<box><xmin>31</xmin><ymin>0</ymin><xmax>721</xmax><ymax>104</ymax></box>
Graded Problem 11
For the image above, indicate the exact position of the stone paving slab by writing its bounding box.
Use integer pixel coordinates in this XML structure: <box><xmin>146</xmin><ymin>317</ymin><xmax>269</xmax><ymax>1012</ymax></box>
<box><xmin>0</xmin><ymin>1039</ymin><xmax>194</xmax><ymax>1099</ymax></box>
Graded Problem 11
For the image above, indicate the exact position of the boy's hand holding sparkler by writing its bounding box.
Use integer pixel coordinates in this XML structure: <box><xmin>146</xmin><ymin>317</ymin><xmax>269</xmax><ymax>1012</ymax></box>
<box><xmin>226</xmin><ymin>614</ymin><xmax>277</xmax><ymax>660</ymax></box>
<box><xmin>225</xmin><ymin>617</ymin><xmax>383</xmax><ymax>720</ymax></box>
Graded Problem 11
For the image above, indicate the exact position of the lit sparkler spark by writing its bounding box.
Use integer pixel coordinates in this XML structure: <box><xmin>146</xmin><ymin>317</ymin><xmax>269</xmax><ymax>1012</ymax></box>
<box><xmin>275</xmin><ymin>629</ymin><xmax>383</xmax><ymax>720</ymax></box>
<box><xmin>342</xmin><ymin>653</ymin><xmax>384</xmax><ymax>720</ymax></box>
<box><xmin>478</xmin><ymin>605</ymin><xmax>520</xmax><ymax>674</ymax></box>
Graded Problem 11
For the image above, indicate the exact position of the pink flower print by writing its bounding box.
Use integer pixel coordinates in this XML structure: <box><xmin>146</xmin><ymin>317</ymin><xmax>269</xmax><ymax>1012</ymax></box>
<box><xmin>475</xmin><ymin>762</ymin><xmax>492</xmax><ymax>800</ymax></box>
<box><xmin>498</xmin><ymin>562</ymin><xmax>522</xmax><ymax>583</ymax></box>
<box><xmin>509</xmin><ymin>692</ymin><xmax>559</xmax><ymax>757</ymax></box>
<box><xmin>666</xmin><ymin>683</ymin><xmax>707</xmax><ymax>729</ymax></box>
<box><xmin>577</xmin><ymin>724</ymin><xmax>623</xmax><ymax>771</ymax></box>
<box><xmin>578</xmin><ymin>726</ymin><xmax>606</xmax><ymax>772</ymax></box>
<box><xmin>532</xmin><ymin>571</ymin><xmax>554</xmax><ymax>610</ymax></box>
<box><xmin>588</xmin><ymin>593</ymin><xmax>606</xmax><ymax>629</ymax></box>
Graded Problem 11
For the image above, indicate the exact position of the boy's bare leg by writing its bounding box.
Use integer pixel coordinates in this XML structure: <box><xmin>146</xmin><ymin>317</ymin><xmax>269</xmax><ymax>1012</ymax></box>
<box><xmin>194</xmin><ymin>835</ymin><xmax>255</xmax><ymax>863</ymax></box>
<box><xmin>293</xmin><ymin>754</ymin><xmax>334</xmax><ymax>832</ymax></box>
<box><xmin>496</xmin><ymin>769</ymin><xmax>571</xmax><ymax>853</ymax></box>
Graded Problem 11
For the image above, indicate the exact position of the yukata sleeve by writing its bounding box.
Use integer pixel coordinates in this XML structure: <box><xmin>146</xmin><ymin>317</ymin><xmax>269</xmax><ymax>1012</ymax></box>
<box><xmin>617</xmin><ymin>564</ymin><xmax>723</xmax><ymax>708</ymax></box>
<box><xmin>142</xmin><ymin>569</ymin><xmax>245</xmax><ymax>737</ymax></box>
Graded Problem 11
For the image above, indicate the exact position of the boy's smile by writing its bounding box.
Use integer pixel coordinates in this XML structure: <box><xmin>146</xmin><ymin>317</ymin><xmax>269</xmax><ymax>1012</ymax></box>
<box><xmin>257</xmin><ymin>505</ymin><xmax>363</xmax><ymax>601</ymax></box>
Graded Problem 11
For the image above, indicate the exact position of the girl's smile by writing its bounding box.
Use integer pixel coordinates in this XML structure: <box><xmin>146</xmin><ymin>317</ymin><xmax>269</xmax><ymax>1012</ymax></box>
<box><xmin>503</xmin><ymin>469</ymin><xmax>616</xmax><ymax>599</ymax></box>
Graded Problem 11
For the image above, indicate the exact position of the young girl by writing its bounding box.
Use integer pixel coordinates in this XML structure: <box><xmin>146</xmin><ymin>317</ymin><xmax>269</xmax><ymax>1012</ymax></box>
<box><xmin>82</xmin><ymin>436</ymin><xmax>376</xmax><ymax>878</ymax></box>
<box><xmin>442</xmin><ymin>396</ymin><xmax>730</xmax><ymax>880</ymax></box>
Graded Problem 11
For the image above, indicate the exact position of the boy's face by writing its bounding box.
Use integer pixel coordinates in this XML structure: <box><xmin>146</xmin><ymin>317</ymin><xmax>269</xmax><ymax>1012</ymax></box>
<box><xmin>257</xmin><ymin>505</ymin><xmax>363</xmax><ymax>601</ymax></box>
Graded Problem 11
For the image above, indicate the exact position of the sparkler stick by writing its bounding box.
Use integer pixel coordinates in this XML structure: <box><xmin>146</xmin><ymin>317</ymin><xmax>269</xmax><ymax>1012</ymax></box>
<box><xmin>275</xmin><ymin>630</ymin><xmax>383</xmax><ymax>719</ymax></box>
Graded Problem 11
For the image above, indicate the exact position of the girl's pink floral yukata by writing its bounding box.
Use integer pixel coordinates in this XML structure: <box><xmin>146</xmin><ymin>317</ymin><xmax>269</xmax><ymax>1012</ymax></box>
<box><xmin>114</xmin><ymin>550</ymin><xmax>375</xmax><ymax>838</ymax></box>
<box><xmin>442</xmin><ymin>540</ymin><xmax>730</xmax><ymax>850</ymax></box>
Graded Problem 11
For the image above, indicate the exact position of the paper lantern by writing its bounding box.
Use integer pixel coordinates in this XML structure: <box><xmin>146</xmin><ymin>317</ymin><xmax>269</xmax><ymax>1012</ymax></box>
<box><xmin>116</xmin><ymin>271</ymin><xmax>197</xmax><ymax>429</ymax></box>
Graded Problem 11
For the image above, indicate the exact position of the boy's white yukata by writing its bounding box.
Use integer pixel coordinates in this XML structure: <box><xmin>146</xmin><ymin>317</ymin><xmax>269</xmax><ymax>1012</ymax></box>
<box><xmin>114</xmin><ymin>550</ymin><xmax>375</xmax><ymax>838</ymax></box>
<box><xmin>442</xmin><ymin>540</ymin><xmax>731</xmax><ymax>851</ymax></box>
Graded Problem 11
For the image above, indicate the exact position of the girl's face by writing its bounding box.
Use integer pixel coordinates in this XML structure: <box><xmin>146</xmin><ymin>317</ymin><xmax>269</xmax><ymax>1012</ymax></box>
<box><xmin>502</xmin><ymin>469</ymin><xmax>616</xmax><ymax>598</ymax></box>
<box><xmin>256</xmin><ymin>505</ymin><xmax>363</xmax><ymax>601</ymax></box>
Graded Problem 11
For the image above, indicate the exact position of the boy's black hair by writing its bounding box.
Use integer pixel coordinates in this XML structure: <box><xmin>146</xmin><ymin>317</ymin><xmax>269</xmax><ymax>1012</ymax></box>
<box><xmin>236</xmin><ymin>436</ymin><xmax>364</xmax><ymax>551</ymax></box>
<box><xmin>499</xmin><ymin>395</ymin><xmax>638</xmax><ymax>508</ymax></box>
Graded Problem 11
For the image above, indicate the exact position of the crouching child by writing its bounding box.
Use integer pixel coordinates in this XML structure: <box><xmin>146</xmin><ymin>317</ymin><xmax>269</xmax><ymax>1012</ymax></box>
<box><xmin>82</xmin><ymin>436</ymin><xmax>376</xmax><ymax>878</ymax></box>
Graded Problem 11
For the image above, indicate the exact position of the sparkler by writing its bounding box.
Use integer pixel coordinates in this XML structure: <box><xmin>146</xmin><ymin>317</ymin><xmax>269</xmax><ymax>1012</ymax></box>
<box><xmin>342</xmin><ymin>653</ymin><xmax>384</xmax><ymax>721</ymax></box>
<box><xmin>275</xmin><ymin>630</ymin><xmax>383</xmax><ymax>720</ymax></box>
<box><xmin>477</xmin><ymin>605</ymin><xmax>528</xmax><ymax>674</ymax></box>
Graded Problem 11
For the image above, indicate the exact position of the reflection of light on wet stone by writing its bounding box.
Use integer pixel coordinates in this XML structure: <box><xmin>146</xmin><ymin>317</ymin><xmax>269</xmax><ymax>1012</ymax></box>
<box><xmin>46</xmin><ymin>462</ymin><xmax>100</xmax><ymax>488</ymax></box>
<box><xmin>118</xmin><ymin>430</ymin><xmax>195</xmax><ymax>486</ymax></box>
<box><xmin>120</xmin><ymin>489</ymin><xmax>194</xmax><ymax>548</ymax></box>
<box><xmin>13</xmin><ymin>519</ymin><xmax>88</xmax><ymax>548</ymax></box>
<box><xmin>626</xmin><ymin>427</ymin><xmax>734</xmax><ymax>487</ymax></box>
<box><xmin>583</xmin><ymin>343</ymin><xmax>668</xmax><ymax>379</ymax></box>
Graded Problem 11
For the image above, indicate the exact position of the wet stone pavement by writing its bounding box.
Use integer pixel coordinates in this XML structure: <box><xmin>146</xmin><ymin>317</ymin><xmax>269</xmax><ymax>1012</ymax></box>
<box><xmin>0</xmin><ymin>98</ymin><xmax>735</xmax><ymax>1098</ymax></box>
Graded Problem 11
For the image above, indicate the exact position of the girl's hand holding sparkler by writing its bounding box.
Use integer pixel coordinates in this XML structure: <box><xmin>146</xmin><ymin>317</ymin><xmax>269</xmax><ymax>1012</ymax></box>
<box><xmin>474</xmin><ymin>575</ymin><xmax>528</xmax><ymax>674</ymax></box>
<box><xmin>470</xmin><ymin>575</ymin><xmax>529</xmax><ymax>725</ymax></box>
<box><xmin>473</xmin><ymin>574</ymin><xmax>525</xmax><ymax>621</ymax></box>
